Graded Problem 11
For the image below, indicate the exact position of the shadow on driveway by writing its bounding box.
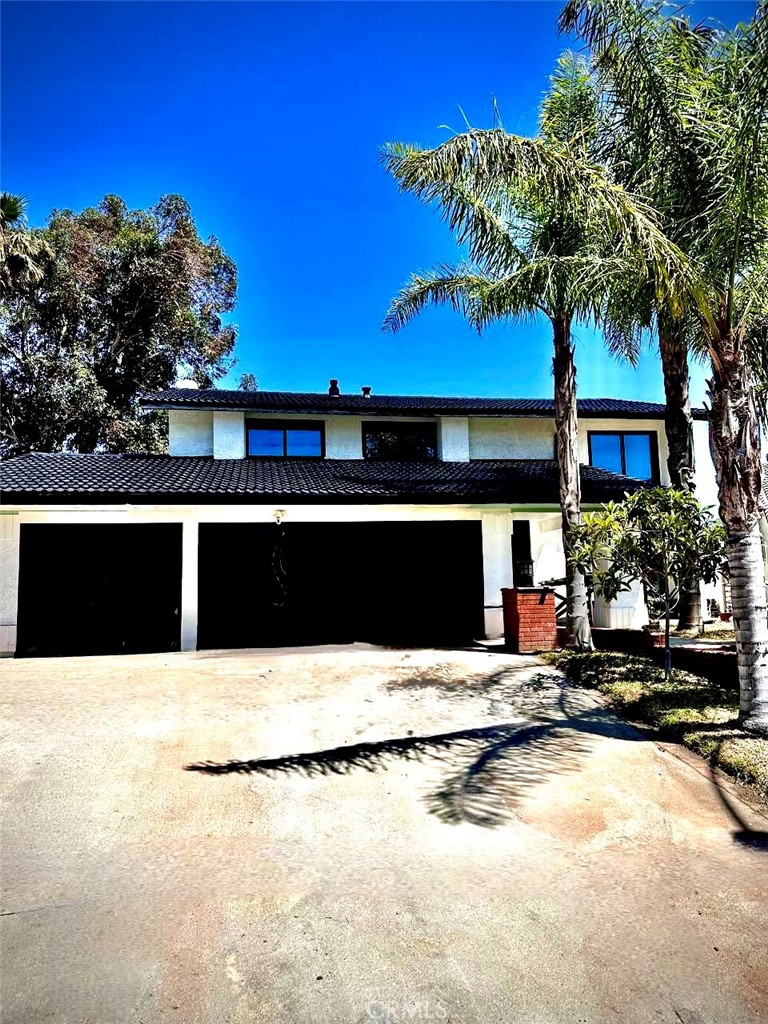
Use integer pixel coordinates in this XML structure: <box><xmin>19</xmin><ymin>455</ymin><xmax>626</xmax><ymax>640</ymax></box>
<box><xmin>186</xmin><ymin>667</ymin><xmax>768</xmax><ymax>843</ymax></box>
<box><xmin>186</xmin><ymin>670</ymin><xmax>631</xmax><ymax>828</ymax></box>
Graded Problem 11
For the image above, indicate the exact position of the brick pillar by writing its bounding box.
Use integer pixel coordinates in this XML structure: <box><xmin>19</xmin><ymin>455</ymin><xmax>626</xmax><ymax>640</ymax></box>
<box><xmin>501</xmin><ymin>587</ymin><xmax>557</xmax><ymax>653</ymax></box>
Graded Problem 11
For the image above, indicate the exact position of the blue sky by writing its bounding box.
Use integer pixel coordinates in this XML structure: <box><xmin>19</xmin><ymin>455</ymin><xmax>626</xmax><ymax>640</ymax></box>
<box><xmin>2</xmin><ymin>0</ymin><xmax>754</xmax><ymax>402</ymax></box>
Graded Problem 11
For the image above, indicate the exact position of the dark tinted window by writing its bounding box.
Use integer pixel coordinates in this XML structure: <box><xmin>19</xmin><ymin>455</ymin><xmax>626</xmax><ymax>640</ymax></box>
<box><xmin>285</xmin><ymin>429</ymin><xmax>323</xmax><ymax>457</ymax></box>
<box><xmin>248</xmin><ymin>428</ymin><xmax>284</xmax><ymax>457</ymax></box>
<box><xmin>623</xmin><ymin>433</ymin><xmax>654</xmax><ymax>482</ymax></box>
<box><xmin>589</xmin><ymin>433</ymin><xmax>623</xmax><ymax>475</ymax></box>
<box><xmin>247</xmin><ymin>422</ymin><xmax>324</xmax><ymax>458</ymax></box>
<box><xmin>588</xmin><ymin>431</ymin><xmax>657</xmax><ymax>482</ymax></box>
<box><xmin>363</xmin><ymin>422</ymin><xmax>438</xmax><ymax>460</ymax></box>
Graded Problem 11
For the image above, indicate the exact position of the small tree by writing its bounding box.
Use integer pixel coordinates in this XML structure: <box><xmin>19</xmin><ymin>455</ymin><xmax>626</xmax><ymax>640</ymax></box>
<box><xmin>572</xmin><ymin>488</ymin><xmax>726</xmax><ymax>677</ymax></box>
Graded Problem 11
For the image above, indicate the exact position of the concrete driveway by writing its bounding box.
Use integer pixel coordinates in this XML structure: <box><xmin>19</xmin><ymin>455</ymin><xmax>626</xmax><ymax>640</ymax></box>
<box><xmin>1</xmin><ymin>645</ymin><xmax>766</xmax><ymax>1024</ymax></box>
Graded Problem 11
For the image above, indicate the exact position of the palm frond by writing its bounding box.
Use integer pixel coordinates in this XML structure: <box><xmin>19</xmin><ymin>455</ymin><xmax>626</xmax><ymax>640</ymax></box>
<box><xmin>539</xmin><ymin>50</ymin><xmax>600</xmax><ymax>156</ymax></box>
<box><xmin>382</xmin><ymin>266</ymin><xmax>493</xmax><ymax>334</ymax></box>
<box><xmin>383</xmin><ymin>129</ymin><xmax>693</xmax><ymax>316</ymax></box>
<box><xmin>0</xmin><ymin>192</ymin><xmax>25</xmax><ymax>229</ymax></box>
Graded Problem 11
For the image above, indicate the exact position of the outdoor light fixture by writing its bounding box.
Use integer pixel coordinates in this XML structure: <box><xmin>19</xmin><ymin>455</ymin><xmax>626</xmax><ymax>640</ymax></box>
<box><xmin>273</xmin><ymin>509</ymin><xmax>287</xmax><ymax>525</ymax></box>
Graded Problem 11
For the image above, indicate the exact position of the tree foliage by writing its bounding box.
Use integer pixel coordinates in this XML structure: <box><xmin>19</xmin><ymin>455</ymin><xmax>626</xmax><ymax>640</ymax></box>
<box><xmin>572</xmin><ymin>488</ymin><xmax>726</xmax><ymax>605</ymax></box>
<box><xmin>0</xmin><ymin>194</ymin><xmax>237</xmax><ymax>456</ymax></box>
<box><xmin>572</xmin><ymin>488</ymin><xmax>726</xmax><ymax>672</ymax></box>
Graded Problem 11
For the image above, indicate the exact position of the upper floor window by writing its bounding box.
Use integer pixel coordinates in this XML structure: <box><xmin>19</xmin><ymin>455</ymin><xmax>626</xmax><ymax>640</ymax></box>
<box><xmin>247</xmin><ymin>420</ymin><xmax>324</xmax><ymax>458</ymax></box>
<box><xmin>588</xmin><ymin>430</ymin><xmax>659</xmax><ymax>483</ymax></box>
<box><xmin>363</xmin><ymin>422</ymin><xmax>438</xmax><ymax>461</ymax></box>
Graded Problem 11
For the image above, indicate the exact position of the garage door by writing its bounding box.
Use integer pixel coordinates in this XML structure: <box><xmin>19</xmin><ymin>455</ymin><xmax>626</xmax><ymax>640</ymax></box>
<box><xmin>198</xmin><ymin>521</ymin><xmax>484</xmax><ymax>649</ymax></box>
<box><xmin>16</xmin><ymin>524</ymin><xmax>182</xmax><ymax>658</ymax></box>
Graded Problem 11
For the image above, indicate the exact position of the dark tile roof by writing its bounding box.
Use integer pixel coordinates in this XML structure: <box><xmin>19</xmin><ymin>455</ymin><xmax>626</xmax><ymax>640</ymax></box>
<box><xmin>1</xmin><ymin>453</ymin><xmax>646</xmax><ymax>505</ymax></box>
<box><xmin>141</xmin><ymin>388</ymin><xmax>708</xmax><ymax>420</ymax></box>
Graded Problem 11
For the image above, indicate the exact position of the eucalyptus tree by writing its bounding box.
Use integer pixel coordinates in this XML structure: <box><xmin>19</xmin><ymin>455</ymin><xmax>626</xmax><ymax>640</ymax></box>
<box><xmin>382</xmin><ymin>54</ymin><xmax>688</xmax><ymax>650</ymax></box>
<box><xmin>562</xmin><ymin>0</ymin><xmax>768</xmax><ymax>731</ymax></box>
<box><xmin>1</xmin><ymin>194</ymin><xmax>237</xmax><ymax>457</ymax></box>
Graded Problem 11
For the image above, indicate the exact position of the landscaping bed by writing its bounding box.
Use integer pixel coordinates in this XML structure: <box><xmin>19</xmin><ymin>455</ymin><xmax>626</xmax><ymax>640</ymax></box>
<box><xmin>544</xmin><ymin>650</ymin><xmax>768</xmax><ymax>801</ymax></box>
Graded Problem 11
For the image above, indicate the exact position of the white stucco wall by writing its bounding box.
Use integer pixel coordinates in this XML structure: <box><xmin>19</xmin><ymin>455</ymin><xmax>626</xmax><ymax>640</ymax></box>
<box><xmin>213</xmin><ymin>411</ymin><xmax>245</xmax><ymax>459</ymax></box>
<box><xmin>469</xmin><ymin>418</ymin><xmax>555</xmax><ymax>460</ymax></box>
<box><xmin>168</xmin><ymin>410</ymin><xmax>213</xmax><ymax>456</ymax></box>
<box><xmin>692</xmin><ymin>418</ymin><xmax>718</xmax><ymax>513</ymax></box>
<box><xmin>593</xmin><ymin>581</ymin><xmax>649</xmax><ymax>629</ymax></box>
<box><xmin>439</xmin><ymin>418</ymin><xmax>470</xmax><ymax>462</ymax></box>
<box><xmin>326</xmin><ymin>417</ymin><xmax>363</xmax><ymax>459</ymax></box>
<box><xmin>0</xmin><ymin>514</ymin><xmax>20</xmax><ymax>654</ymax></box>
<box><xmin>691</xmin><ymin>418</ymin><xmax>724</xmax><ymax>619</ymax></box>
<box><xmin>527</xmin><ymin>514</ymin><xmax>565</xmax><ymax>584</ymax></box>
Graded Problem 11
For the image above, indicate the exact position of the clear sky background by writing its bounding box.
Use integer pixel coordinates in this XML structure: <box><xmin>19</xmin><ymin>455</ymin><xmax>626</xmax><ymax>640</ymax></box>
<box><xmin>2</xmin><ymin>0</ymin><xmax>755</xmax><ymax>402</ymax></box>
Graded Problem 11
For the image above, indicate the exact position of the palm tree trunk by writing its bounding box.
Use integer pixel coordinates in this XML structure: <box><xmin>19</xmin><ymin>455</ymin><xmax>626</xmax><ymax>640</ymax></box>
<box><xmin>708</xmin><ymin>329</ymin><xmax>768</xmax><ymax>734</ymax></box>
<box><xmin>659</xmin><ymin>316</ymin><xmax>700</xmax><ymax>629</ymax></box>
<box><xmin>552</xmin><ymin>314</ymin><xmax>593</xmax><ymax>651</ymax></box>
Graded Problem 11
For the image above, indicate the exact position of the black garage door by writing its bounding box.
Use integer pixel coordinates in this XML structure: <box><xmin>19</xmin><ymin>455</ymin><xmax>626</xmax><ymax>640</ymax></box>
<box><xmin>16</xmin><ymin>524</ymin><xmax>182</xmax><ymax>658</ymax></box>
<box><xmin>198</xmin><ymin>521</ymin><xmax>484</xmax><ymax>649</ymax></box>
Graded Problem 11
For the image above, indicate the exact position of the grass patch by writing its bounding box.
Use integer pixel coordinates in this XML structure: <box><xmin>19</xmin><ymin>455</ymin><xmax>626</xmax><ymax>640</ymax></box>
<box><xmin>543</xmin><ymin>650</ymin><xmax>768</xmax><ymax>801</ymax></box>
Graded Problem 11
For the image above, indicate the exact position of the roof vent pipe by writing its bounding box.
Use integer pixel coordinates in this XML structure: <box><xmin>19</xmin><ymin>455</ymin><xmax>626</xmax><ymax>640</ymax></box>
<box><xmin>329</xmin><ymin>378</ymin><xmax>340</xmax><ymax>398</ymax></box>
<box><xmin>361</xmin><ymin>386</ymin><xmax>372</xmax><ymax>398</ymax></box>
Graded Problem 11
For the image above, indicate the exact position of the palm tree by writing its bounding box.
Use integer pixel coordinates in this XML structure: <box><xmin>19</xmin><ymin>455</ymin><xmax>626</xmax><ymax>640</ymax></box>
<box><xmin>382</xmin><ymin>56</ymin><xmax>689</xmax><ymax>650</ymax></box>
<box><xmin>559</xmin><ymin>1</ymin><xmax>731</xmax><ymax>628</ymax></box>
<box><xmin>0</xmin><ymin>192</ymin><xmax>49</xmax><ymax>297</ymax></box>
<box><xmin>562</xmin><ymin>0</ymin><xmax>768</xmax><ymax>732</ymax></box>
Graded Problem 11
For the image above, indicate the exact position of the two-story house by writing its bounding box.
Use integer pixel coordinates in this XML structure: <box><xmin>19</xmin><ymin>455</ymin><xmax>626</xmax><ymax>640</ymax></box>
<box><xmin>0</xmin><ymin>381</ymin><xmax>713</xmax><ymax>657</ymax></box>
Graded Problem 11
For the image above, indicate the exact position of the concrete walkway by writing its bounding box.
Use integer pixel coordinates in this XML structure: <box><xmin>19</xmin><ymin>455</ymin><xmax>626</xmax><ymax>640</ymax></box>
<box><xmin>1</xmin><ymin>645</ymin><xmax>766</xmax><ymax>1024</ymax></box>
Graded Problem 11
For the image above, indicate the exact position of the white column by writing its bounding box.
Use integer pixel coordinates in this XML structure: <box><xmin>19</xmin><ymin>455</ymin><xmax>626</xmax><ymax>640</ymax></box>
<box><xmin>213</xmin><ymin>411</ymin><xmax>245</xmax><ymax>459</ymax></box>
<box><xmin>481</xmin><ymin>511</ymin><xmax>513</xmax><ymax>638</ymax></box>
<box><xmin>0</xmin><ymin>515</ymin><xmax>20</xmax><ymax>655</ymax></box>
<box><xmin>326</xmin><ymin>416</ymin><xmax>363</xmax><ymax>458</ymax></box>
<box><xmin>180</xmin><ymin>520</ymin><xmax>199</xmax><ymax>652</ymax></box>
<box><xmin>438</xmin><ymin>417</ymin><xmax>470</xmax><ymax>462</ymax></box>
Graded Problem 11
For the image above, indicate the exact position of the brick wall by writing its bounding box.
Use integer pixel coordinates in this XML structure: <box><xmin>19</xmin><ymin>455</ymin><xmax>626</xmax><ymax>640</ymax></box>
<box><xmin>501</xmin><ymin>587</ymin><xmax>557</xmax><ymax>654</ymax></box>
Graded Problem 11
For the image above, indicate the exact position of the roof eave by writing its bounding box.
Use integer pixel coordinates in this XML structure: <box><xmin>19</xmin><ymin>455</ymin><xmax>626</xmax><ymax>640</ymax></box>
<box><xmin>141</xmin><ymin>399</ymin><xmax>709</xmax><ymax>420</ymax></box>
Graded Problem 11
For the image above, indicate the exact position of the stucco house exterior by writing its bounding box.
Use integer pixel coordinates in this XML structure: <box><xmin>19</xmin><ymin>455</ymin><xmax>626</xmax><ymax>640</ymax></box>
<box><xmin>0</xmin><ymin>382</ymin><xmax>715</xmax><ymax>658</ymax></box>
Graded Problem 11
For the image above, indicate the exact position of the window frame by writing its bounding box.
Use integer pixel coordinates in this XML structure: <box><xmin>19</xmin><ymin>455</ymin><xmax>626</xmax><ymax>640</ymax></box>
<box><xmin>587</xmin><ymin>430</ymin><xmax>660</xmax><ymax>483</ymax></box>
<box><xmin>361</xmin><ymin>420</ymin><xmax>439</xmax><ymax>462</ymax></box>
<box><xmin>245</xmin><ymin>419</ymin><xmax>326</xmax><ymax>459</ymax></box>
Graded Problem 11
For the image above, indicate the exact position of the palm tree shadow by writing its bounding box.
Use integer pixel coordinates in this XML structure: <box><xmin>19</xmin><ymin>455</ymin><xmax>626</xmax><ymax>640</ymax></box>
<box><xmin>186</xmin><ymin>670</ymin><xmax>643</xmax><ymax>827</ymax></box>
<box><xmin>424</xmin><ymin>717</ymin><xmax>596</xmax><ymax>827</ymax></box>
